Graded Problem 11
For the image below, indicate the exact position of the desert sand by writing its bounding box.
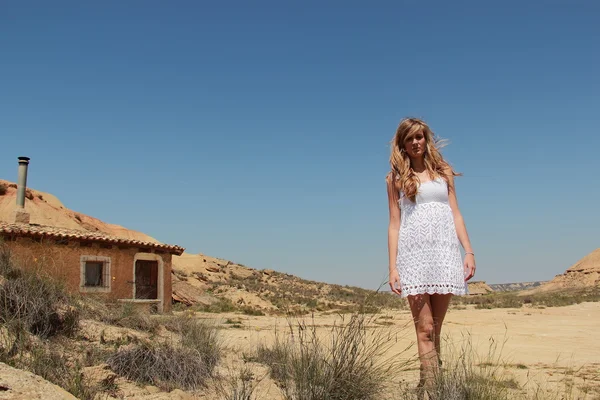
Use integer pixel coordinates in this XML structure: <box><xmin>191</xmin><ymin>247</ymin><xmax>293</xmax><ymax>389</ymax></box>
<box><xmin>219</xmin><ymin>302</ymin><xmax>600</xmax><ymax>365</ymax></box>
<box><xmin>196</xmin><ymin>302</ymin><xmax>600</xmax><ymax>399</ymax></box>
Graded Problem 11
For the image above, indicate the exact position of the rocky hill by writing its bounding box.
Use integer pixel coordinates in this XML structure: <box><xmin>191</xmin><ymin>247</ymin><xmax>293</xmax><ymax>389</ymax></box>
<box><xmin>489</xmin><ymin>281</ymin><xmax>547</xmax><ymax>292</ymax></box>
<box><xmin>466</xmin><ymin>281</ymin><xmax>494</xmax><ymax>295</ymax></box>
<box><xmin>535</xmin><ymin>249</ymin><xmax>600</xmax><ymax>292</ymax></box>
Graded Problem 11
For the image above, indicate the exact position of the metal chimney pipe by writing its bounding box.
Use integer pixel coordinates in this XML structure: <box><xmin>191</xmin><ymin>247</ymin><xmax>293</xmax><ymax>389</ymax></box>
<box><xmin>16</xmin><ymin>157</ymin><xmax>30</xmax><ymax>208</ymax></box>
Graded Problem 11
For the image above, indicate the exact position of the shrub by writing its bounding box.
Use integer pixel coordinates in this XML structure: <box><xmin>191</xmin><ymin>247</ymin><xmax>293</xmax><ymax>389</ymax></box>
<box><xmin>173</xmin><ymin>269</ymin><xmax>188</xmax><ymax>281</ymax></box>
<box><xmin>0</xmin><ymin>245</ymin><xmax>79</xmax><ymax>339</ymax></box>
<box><xmin>20</xmin><ymin>344</ymin><xmax>99</xmax><ymax>400</ymax></box>
<box><xmin>107</xmin><ymin>341</ymin><xmax>213</xmax><ymax>391</ymax></box>
<box><xmin>241</xmin><ymin>306</ymin><xmax>265</xmax><ymax>316</ymax></box>
<box><xmin>195</xmin><ymin>297</ymin><xmax>237</xmax><ymax>313</ymax></box>
<box><xmin>108</xmin><ymin>302</ymin><xmax>159</xmax><ymax>332</ymax></box>
<box><xmin>256</xmin><ymin>338</ymin><xmax>289</xmax><ymax>383</ymax></box>
<box><xmin>81</xmin><ymin>344</ymin><xmax>114</xmax><ymax>367</ymax></box>
<box><xmin>108</xmin><ymin>314</ymin><xmax>221</xmax><ymax>390</ymax></box>
<box><xmin>0</xmin><ymin>245</ymin><xmax>98</xmax><ymax>398</ymax></box>
<box><xmin>0</xmin><ymin>246</ymin><xmax>97</xmax><ymax>398</ymax></box>
<box><xmin>81</xmin><ymin>298</ymin><xmax>159</xmax><ymax>333</ymax></box>
<box><xmin>0</xmin><ymin>183</ymin><xmax>7</xmax><ymax>195</ymax></box>
<box><xmin>217</xmin><ymin>365</ymin><xmax>261</xmax><ymax>400</ymax></box>
<box><xmin>175</xmin><ymin>315</ymin><xmax>221</xmax><ymax>371</ymax></box>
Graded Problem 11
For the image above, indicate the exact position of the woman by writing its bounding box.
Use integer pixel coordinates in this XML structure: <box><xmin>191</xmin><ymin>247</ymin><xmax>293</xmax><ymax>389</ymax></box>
<box><xmin>386</xmin><ymin>117</ymin><xmax>475</xmax><ymax>391</ymax></box>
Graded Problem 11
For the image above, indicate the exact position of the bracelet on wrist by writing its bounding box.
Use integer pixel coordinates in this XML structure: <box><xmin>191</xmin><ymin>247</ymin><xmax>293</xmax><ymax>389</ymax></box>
<box><xmin>465</xmin><ymin>252</ymin><xmax>475</xmax><ymax>256</ymax></box>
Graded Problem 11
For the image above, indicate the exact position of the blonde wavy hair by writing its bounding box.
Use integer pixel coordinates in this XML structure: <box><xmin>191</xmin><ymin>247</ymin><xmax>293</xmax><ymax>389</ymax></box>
<box><xmin>388</xmin><ymin>117</ymin><xmax>460</xmax><ymax>202</ymax></box>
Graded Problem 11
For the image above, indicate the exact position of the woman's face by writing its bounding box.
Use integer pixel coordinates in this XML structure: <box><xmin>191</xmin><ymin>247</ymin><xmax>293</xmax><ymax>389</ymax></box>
<box><xmin>403</xmin><ymin>131</ymin><xmax>426</xmax><ymax>159</ymax></box>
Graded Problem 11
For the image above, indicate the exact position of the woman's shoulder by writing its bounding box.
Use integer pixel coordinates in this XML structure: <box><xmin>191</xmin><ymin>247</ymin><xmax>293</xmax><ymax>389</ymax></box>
<box><xmin>385</xmin><ymin>171</ymin><xmax>400</xmax><ymax>188</ymax></box>
<box><xmin>386</xmin><ymin>171</ymin><xmax>403</xmax><ymax>200</ymax></box>
<box><xmin>441</xmin><ymin>163</ymin><xmax>454</xmax><ymax>175</ymax></box>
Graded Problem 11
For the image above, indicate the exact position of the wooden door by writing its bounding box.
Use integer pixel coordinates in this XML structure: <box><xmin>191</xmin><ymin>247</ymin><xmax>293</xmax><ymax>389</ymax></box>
<box><xmin>135</xmin><ymin>260</ymin><xmax>158</xmax><ymax>299</ymax></box>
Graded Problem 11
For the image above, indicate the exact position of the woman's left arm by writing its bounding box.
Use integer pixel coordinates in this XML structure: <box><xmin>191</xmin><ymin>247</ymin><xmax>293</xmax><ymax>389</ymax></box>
<box><xmin>446</xmin><ymin>169</ymin><xmax>476</xmax><ymax>281</ymax></box>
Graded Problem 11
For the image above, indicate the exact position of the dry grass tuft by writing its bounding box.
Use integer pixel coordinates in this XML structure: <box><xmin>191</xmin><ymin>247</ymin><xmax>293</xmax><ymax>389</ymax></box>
<box><xmin>392</xmin><ymin>332</ymin><xmax>517</xmax><ymax>400</ymax></box>
<box><xmin>15</xmin><ymin>344</ymin><xmax>99</xmax><ymax>400</ymax></box>
<box><xmin>0</xmin><ymin>245</ymin><xmax>79</xmax><ymax>339</ymax></box>
<box><xmin>217</xmin><ymin>364</ymin><xmax>262</xmax><ymax>400</ymax></box>
<box><xmin>256</xmin><ymin>337</ymin><xmax>289</xmax><ymax>383</ymax></box>
<box><xmin>108</xmin><ymin>313</ymin><xmax>221</xmax><ymax>391</ymax></box>
<box><xmin>162</xmin><ymin>312</ymin><xmax>221</xmax><ymax>371</ymax></box>
<box><xmin>81</xmin><ymin>297</ymin><xmax>159</xmax><ymax>333</ymax></box>
<box><xmin>425</xmin><ymin>336</ymin><xmax>516</xmax><ymax>400</ymax></box>
<box><xmin>0</xmin><ymin>245</ymin><xmax>97</xmax><ymax>399</ymax></box>
<box><xmin>194</xmin><ymin>297</ymin><xmax>238</xmax><ymax>313</ymax></box>
<box><xmin>107</xmin><ymin>341</ymin><xmax>212</xmax><ymax>391</ymax></box>
<box><xmin>256</xmin><ymin>313</ymin><xmax>411</xmax><ymax>400</ymax></box>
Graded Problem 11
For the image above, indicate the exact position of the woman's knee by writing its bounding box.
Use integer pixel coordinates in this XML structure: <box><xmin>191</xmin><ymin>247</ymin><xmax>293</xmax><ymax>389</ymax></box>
<box><xmin>416</xmin><ymin>318</ymin><xmax>435</xmax><ymax>342</ymax></box>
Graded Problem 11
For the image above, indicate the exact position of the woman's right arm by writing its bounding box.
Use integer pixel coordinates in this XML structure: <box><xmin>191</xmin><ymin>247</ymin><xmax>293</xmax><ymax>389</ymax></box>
<box><xmin>386</xmin><ymin>173</ymin><xmax>402</xmax><ymax>295</ymax></box>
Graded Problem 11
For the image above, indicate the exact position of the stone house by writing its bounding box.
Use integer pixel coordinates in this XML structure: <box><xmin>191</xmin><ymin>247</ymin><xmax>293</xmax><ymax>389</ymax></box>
<box><xmin>0</xmin><ymin>157</ymin><xmax>184</xmax><ymax>313</ymax></box>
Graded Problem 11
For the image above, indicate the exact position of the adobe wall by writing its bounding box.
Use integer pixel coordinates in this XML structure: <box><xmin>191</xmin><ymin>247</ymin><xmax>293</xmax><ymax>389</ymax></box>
<box><xmin>0</xmin><ymin>236</ymin><xmax>173</xmax><ymax>312</ymax></box>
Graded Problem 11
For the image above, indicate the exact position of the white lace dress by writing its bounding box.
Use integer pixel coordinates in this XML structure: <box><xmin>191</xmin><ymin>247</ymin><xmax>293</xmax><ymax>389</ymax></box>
<box><xmin>396</xmin><ymin>177</ymin><xmax>469</xmax><ymax>297</ymax></box>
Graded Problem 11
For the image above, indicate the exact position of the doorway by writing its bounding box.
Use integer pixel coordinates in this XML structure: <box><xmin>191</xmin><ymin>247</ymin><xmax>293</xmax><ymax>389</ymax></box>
<box><xmin>134</xmin><ymin>260</ymin><xmax>158</xmax><ymax>300</ymax></box>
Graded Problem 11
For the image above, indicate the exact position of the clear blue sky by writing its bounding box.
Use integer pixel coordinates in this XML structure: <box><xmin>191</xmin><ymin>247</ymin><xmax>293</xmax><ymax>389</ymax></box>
<box><xmin>1</xmin><ymin>1</ymin><xmax>599</xmax><ymax>288</ymax></box>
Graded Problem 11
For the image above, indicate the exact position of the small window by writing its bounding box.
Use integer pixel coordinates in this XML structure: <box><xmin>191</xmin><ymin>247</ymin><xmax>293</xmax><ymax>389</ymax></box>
<box><xmin>80</xmin><ymin>256</ymin><xmax>111</xmax><ymax>292</ymax></box>
<box><xmin>84</xmin><ymin>262</ymin><xmax>105</xmax><ymax>287</ymax></box>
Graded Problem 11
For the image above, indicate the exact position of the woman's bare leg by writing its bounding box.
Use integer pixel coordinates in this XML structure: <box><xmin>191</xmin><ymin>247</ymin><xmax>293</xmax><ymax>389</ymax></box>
<box><xmin>408</xmin><ymin>294</ymin><xmax>438</xmax><ymax>392</ymax></box>
<box><xmin>430</xmin><ymin>293</ymin><xmax>453</xmax><ymax>363</ymax></box>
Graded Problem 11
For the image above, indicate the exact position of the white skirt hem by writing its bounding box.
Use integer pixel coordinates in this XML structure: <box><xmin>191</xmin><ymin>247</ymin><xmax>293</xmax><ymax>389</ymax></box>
<box><xmin>399</xmin><ymin>284</ymin><xmax>469</xmax><ymax>298</ymax></box>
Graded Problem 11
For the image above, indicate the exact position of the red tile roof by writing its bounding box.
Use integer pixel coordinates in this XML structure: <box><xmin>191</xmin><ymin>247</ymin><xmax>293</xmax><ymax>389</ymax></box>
<box><xmin>0</xmin><ymin>222</ymin><xmax>185</xmax><ymax>255</ymax></box>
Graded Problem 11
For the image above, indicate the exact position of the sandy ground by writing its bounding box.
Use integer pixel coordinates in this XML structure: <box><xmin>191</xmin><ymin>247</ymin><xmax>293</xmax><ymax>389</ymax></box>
<box><xmin>191</xmin><ymin>302</ymin><xmax>600</xmax><ymax>399</ymax></box>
